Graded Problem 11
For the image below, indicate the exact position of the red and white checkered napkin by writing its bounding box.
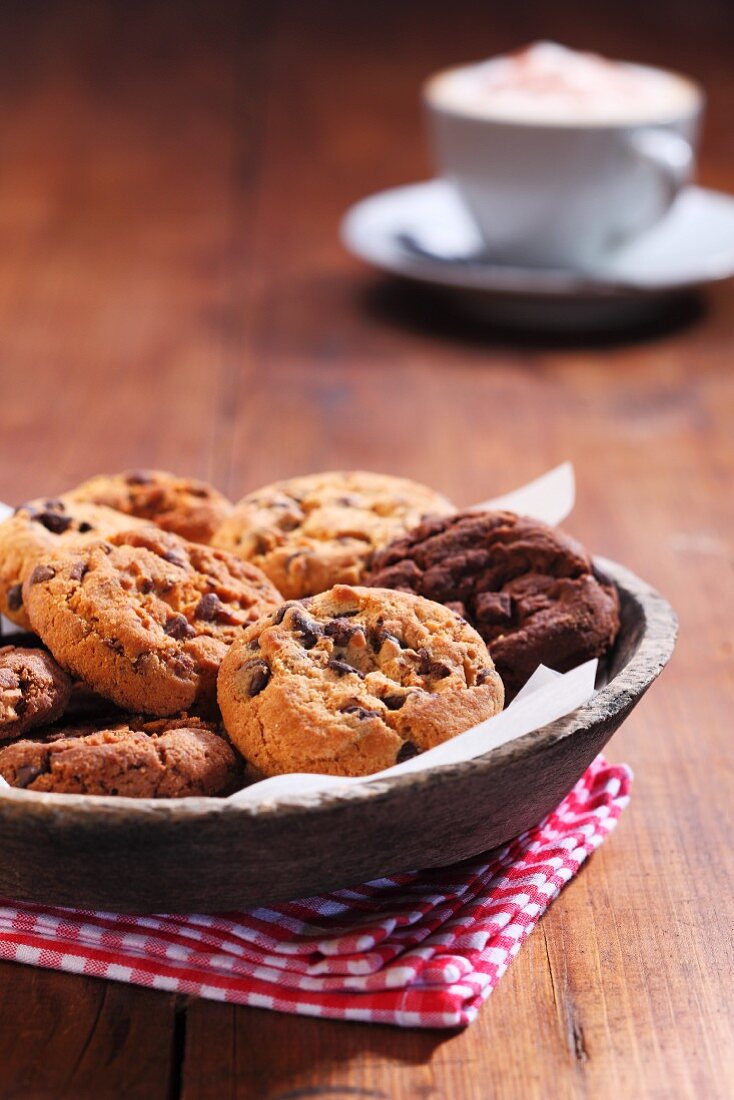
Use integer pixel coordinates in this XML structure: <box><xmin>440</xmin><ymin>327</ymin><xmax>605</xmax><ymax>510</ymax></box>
<box><xmin>0</xmin><ymin>756</ymin><xmax>631</xmax><ymax>1028</ymax></box>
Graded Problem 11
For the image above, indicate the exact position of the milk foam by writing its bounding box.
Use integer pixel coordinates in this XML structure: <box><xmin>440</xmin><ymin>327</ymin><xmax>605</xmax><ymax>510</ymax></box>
<box><xmin>428</xmin><ymin>43</ymin><xmax>698</xmax><ymax>125</ymax></box>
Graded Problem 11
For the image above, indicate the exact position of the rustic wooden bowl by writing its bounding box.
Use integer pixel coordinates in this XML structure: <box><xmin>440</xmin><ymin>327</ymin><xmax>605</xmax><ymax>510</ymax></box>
<box><xmin>0</xmin><ymin>556</ymin><xmax>676</xmax><ymax>914</ymax></box>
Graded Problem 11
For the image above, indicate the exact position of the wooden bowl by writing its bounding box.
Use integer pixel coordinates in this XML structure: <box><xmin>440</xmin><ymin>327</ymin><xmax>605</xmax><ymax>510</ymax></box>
<box><xmin>0</xmin><ymin>557</ymin><xmax>676</xmax><ymax>914</ymax></box>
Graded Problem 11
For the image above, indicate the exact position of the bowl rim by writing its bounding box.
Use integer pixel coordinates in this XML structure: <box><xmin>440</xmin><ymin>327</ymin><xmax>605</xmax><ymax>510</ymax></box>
<box><xmin>0</xmin><ymin>555</ymin><xmax>677</xmax><ymax>823</ymax></box>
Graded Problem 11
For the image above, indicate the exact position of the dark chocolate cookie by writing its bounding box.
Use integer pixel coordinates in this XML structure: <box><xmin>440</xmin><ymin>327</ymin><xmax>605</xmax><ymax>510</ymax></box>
<box><xmin>367</xmin><ymin>511</ymin><xmax>620</xmax><ymax>699</ymax></box>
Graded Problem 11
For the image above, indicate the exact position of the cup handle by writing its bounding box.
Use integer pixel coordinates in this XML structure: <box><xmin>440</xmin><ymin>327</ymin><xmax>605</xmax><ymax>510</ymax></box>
<box><xmin>624</xmin><ymin>128</ymin><xmax>694</xmax><ymax>208</ymax></box>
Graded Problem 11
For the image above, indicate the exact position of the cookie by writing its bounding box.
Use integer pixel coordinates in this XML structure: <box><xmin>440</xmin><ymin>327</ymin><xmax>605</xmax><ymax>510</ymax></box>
<box><xmin>0</xmin><ymin>497</ymin><xmax>146</xmax><ymax>630</ymax></box>
<box><xmin>367</xmin><ymin>510</ymin><xmax>620</xmax><ymax>699</ymax></box>
<box><xmin>217</xmin><ymin>584</ymin><xmax>504</xmax><ymax>778</ymax></box>
<box><xmin>0</xmin><ymin>646</ymin><xmax>72</xmax><ymax>741</ymax></box>
<box><xmin>212</xmin><ymin>471</ymin><xmax>455</xmax><ymax>600</ymax></box>
<box><xmin>22</xmin><ymin>526</ymin><xmax>283</xmax><ymax>716</ymax></box>
<box><xmin>0</xmin><ymin>715</ymin><xmax>242</xmax><ymax>797</ymax></box>
<box><xmin>67</xmin><ymin>468</ymin><xmax>233</xmax><ymax>545</ymax></box>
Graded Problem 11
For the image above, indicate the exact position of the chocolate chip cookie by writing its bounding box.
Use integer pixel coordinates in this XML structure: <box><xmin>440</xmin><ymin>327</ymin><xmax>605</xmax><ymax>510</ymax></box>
<box><xmin>67</xmin><ymin>469</ymin><xmax>233</xmax><ymax>545</ymax></box>
<box><xmin>0</xmin><ymin>715</ymin><xmax>242</xmax><ymax>797</ymax></box>
<box><xmin>0</xmin><ymin>646</ymin><xmax>72</xmax><ymax>741</ymax></box>
<box><xmin>22</xmin><ymin>526</ymin><xmax>283</xmax><ymax>716</ymax></box>
<box><xmin>217</xmin><ymin>584</ymin><xmax>504</xmax><ymax>778</ymax></box>
<box><xmin>367</xmin><ymin>511</ymin><xmax>620</xmax><ymax>699</ymax></box>
<box><xmin>0</xmin><ymin>497</ymin><xmax>146</xmax><ymax>630</ymax></box>
<box><xmin>212</xmin><ymin>471</ymin><xmax>455</xmax><ymax>600</ymax></box>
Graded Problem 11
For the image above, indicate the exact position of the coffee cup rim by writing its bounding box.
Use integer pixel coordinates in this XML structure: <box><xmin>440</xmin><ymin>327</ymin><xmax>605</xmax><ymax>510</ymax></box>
<box><xmin>423</xmin><ymin>56</ymin><xmax>704</xmax><ymax>130</ymax></box>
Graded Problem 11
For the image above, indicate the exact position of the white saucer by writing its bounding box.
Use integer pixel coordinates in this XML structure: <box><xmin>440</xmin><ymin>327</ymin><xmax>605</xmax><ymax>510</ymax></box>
<box><xmin>341</xmin><ymin>180</ymin><xmax>734</xmax><ymax>330</ymax></box>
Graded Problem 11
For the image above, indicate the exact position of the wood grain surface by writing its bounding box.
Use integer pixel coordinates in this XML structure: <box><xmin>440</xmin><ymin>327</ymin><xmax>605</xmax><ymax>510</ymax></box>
<box><xmin>0</xmin><ymin>1</ymin><xmax>732</xmax><ymax>1098</ymax></box>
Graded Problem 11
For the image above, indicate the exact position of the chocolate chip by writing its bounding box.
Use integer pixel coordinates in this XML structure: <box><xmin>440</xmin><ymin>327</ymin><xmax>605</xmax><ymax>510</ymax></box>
<box><xmin>194</xmin><ymin>593</ymin><xmax>223</xmax><ymax>621</ymax></box>
<box><xmin>327</xmin><ymin>658</ymin><xmax>364</xmax><ymax>678</ymax></box>
<box><xmin>278</xmin><ymin>515</ymin><xmax>300</xmax><ymax>532</ymax></box>
<box><xmin>138</xmin><ymin>576</ymin><xmax>154</xmax><ymax>594</ymax></box>
<box><xmin>476</xmin><ymin>668</ymin><xmax>496</xmax><ymax>685</ymax></box>
<box><xmin>417</xmin><ymin>649</ymin><xmax>451</xmax><ymax>679</ymax></box>
<box><xmin>253</xmin><ymin>533</ymin><xmax>271</xmax><ymax>555</ymax></box>
<box><xmin>274</xmin><ymin>602</ymin><xmax>300</xmax><ymax>625</ymax></box>
<box><xmin>171</xmin><ymin>653</ymin><xmax>196</xmax><ymax>678</ymax></box>
<box><xmin>14</xmin><ymin>762</ymin><xmax>43</xmax><ymax>788</ymax></box>
<box><xmin>164</xmin><ymin>614</ymin><xmax>195</xmax><ymax>640</ymax></box>
<box><xmin>28</xmin><ymin>564</ymin><xmax>55</xmax><ymax>585</ymax></box>
<box><xmin>383</xmin><ymin>693</ymin><xmax>406</xmax><ymax>710</ymax></box>
<box><xmin>396</xmin><ymin>741</ymin><xmax>419</xmax><ymax>763</ymax></box>
<box><xmin>240</xmin><ymin>658</ymin><xmax>271</xmax><ymax>696</ymax></box>
<box><xmin>6</xmin><ymin>584</ymin><xmax>23</xmax><ymax>611</ymax></box>
<box><xmin>290</xmin><ymin>609</ymin><xmax>321</xmax><ymax>649</ymax></box>
<box><xmin>68</xmin><ymin>560</ymin><xmax>88</xmax><ymax>582</ymax></box>
<box><xmin>77</xmin><ymin>521</ymin><xmax>93</xmax><ymax>534</ymax></box>
<box><xmin>371</xmin><ymin>629</ymin><xmax>403</xmax><ymax>652</ymax></box>
<box><xmin>163</xmin><ymin>548</ymin><xmax>188</xmax><ymax>568</ymax></box>
<box><xmin>340</xmin><ymin>703</ymin><xmax>381</xmax><ymax>720</ymax></box>
<box><xmin>34</xmin><ymin>511</ymin><xmax>73</xmax><ymax>535</ymax></box>
<box><xmin>324</xmin><ymin>618</ymin><xmax>359</xmax><ymax>647</ymax></box>
<box><xmin>248</xmin><ymin>638</ymin><xmax>261</xmax><ymax>651</ymax></box>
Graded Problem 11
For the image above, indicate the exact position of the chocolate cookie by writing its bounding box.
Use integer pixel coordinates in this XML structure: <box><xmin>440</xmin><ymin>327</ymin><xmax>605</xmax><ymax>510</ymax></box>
<box><xmin>217</xmin><ymin>584</ymin><xmax>504</xmax><ymax>778</ymax></box>
<box><xmin>67</xmin><ymin>469</ymin><xmax>233</xmax><ymax>545</ymax></box>
<box><xmin>0</xmin><ymin>715</ymin><xmax>242</xmax><ymax>797</ymax></box>
<box><xmin>22</xmin><ymin>526</ymin><xmax>283</xmax><ymax>716</ymax></box>
<box><xmin>0</xmin><ymin>497</ymin><xmax>146</xmax><ymax>630</ymax></box>
<box><xmin>0</xmin><ymin>646</ymin><xmax>72</xmax><ymax>741</ymax></box>
<box><xmin>367</xmin><ymin>511</ymin><xmax>620</xmax><ymax>699</ymax></box>
<box><xmin>212</xmin><ymin>471</ymin><xmax>455</xmax><ymax>600</ymax></box>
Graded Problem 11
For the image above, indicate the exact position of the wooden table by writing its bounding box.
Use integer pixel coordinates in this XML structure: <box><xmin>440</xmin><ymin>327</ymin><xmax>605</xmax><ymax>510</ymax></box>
<box><xmin>0</xmin><ymin>1</ymin><xmax>732</xmax><ymax>1096</ymax></box>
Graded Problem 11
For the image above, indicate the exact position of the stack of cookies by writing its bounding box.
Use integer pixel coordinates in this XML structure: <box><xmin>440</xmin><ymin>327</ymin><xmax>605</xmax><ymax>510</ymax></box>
<box><xmin>0</xmin><ymin>468</ymin><xmax>620</xmax><ymax>797</ymax></box>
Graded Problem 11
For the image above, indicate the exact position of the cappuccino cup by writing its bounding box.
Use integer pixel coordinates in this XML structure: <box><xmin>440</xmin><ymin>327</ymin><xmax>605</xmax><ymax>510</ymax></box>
<box><xmin>424</xmin><ymin>43</ymin><xmax>704</xmax><ymax>268</ymax></box>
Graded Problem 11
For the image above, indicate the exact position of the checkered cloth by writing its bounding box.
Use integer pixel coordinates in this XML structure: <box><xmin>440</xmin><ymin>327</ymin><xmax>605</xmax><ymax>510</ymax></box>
<box><xmin>0</xmin><ymin>756</ymin><xmax>630</xmax><ymax>1028</ymax></box>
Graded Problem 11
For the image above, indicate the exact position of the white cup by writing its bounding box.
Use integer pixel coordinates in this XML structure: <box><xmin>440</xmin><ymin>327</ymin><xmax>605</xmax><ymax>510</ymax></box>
<box><xmin>424</xmin><ymin>56</ymin><xmax>704</xmax><ymax>268</ymax></box>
